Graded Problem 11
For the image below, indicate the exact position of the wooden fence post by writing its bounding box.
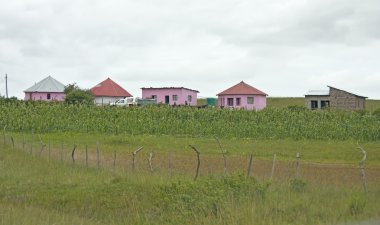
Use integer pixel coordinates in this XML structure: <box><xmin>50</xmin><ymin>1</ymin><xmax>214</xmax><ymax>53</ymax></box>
<box><xmin>270</xmin><ymin>154</ymin><xmax>277</xmax><ymax>180</ymax></box>
<box><xmin>96</xmin><ymin>141</ymin><xmax>100</xmax><ymax>169</ymax></box>
<box><xmin>85</xmin><ymin>144</ymin><xmax>88</xmax><ymax>167</ymax></box>
<box><xmin>215</xmin><ymin>137</ymin><xmax>227</xmax><ymax>175</ymax></box>
<box><xmin>71</xmin><ymin>145</ymin><xmax>77</xmax><ymax>164</ymax></box>
<box><xmin>189</xmin><ymin>145</ymin><xmax>201</xmax><ymax>181</ymax></box>
<box><xmin>247</xmin><ymin>154</ymin><xmax>253</xmax><ymax>178</ymax></box>
<box><xmin>357</xmin><ymin>145</ymin><xmax>368</xmax><ymax>193</ymax></box>
<box><xmin>10</xmin><ymin>136</ymin><xmax>14</xmax><ymax>150</ymax></box>
<box><xmin>295</xmin><ymin>152</ymin><xmax>301</xmax><ymax>179</ymax></box>
<box><xmin>132</xmin><ymin>147</ymin><xmax>143</xmax><ymax>172</ymax></box>
<box><xmin>148</xmin><ymin>152</ymin><xmax>154</xmax><ymax>174</ymax></box>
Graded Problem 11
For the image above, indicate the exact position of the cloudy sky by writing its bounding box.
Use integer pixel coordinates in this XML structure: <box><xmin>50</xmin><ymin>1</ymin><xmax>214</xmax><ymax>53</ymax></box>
<box><xmin>1</xmin><ymin>0</ymin><xmax>379</xmax><ymax>99</ymax></box>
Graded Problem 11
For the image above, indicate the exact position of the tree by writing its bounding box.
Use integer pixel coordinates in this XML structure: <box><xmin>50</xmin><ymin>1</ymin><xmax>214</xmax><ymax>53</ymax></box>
<box><xmin>64</xmin><ymin>83</ymin><xmax>94</xmax><ymax>105</ymax></box>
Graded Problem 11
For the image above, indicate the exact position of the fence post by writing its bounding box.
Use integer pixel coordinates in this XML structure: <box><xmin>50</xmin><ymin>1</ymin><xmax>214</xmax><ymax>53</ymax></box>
<box><xmin>295</xmin><ymin>152</ymin><xmax>301</xmax><ymax>179</ymax></box>
<box><xmin>357</xmin><ymin>145</ymin><xmax>368</xmax><ymax>193</ymax></box>
<box><xmin>189</xmin><ymin>145</ymin><xmax>201</xmax><ymax>181</ymax></box>
<box><xmin>270</xmin><ymin>154</ymin><xmax>277</xmax><ymax>180</ymax></box>
<box><xmin>96</xmin><ymin>141</ymin><xmax>100</xmax><ymax>169</ymax></box>
<box><xmin>132</xmin><ymin>147</ymin><xmax>143</xmax><ymax>172</ymax></box>
<box><xmin>148</xmin><ymin>152</ymin><xmax>154</xmax><ymax>174</ymax></box>
<box><xmin>215</xmin><ymin>137</ymin><xmax>227</xmax><ymax>175</ymax></box>
<box><xmin>71</xmin><ymin>145</ymin><xmax>77</xmax><ymax>164</ymax></box>
<box><xmin>247</xmin><ymin>154</ymin><xmax>253</xmax><ymax>178</ymax></box>
<box><xmin>85</xmin><ymin>144</ymin><xmax>88</xmax><ymax>167</ymax></box>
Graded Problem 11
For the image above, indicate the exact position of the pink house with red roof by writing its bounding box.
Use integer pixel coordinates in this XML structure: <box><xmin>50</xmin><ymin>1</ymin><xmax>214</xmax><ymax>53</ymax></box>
<box><xmin>141</xmin><ymin>87</ymin><xmax>199</xmax><ymax>106</ymax></box>
<box><xmin>217</xmin><ymin>81</ymin><xmax>267</xmax><ymax>110</ymax></box>
<box><xmin>90</xmin><ymin>78</ymin><xmax>132</xmax><ymax>105</ymax></box>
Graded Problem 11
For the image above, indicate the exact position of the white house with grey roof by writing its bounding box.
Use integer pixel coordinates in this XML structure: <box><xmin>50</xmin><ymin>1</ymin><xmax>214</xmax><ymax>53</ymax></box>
<box><xmin>24</xmin><ymin>76</ymin><xmax>66</xmax><ymax>101</ymax></box>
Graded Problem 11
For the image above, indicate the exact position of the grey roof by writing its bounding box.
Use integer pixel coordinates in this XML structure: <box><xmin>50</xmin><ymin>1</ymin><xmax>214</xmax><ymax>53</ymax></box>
<box><xmin>24</xmin><ymin>76</ymin><xmax>65</xmax><ymax>93</ymax></box>
<box><xmin>304</xmin><ymin>90</ymin><xmax>330</xmax><ymax>96</ymax></box>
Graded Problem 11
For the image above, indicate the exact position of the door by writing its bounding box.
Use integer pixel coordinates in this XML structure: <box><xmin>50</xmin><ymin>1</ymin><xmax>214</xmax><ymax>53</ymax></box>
<box><xmin>165</xmin><ymin>95</ymin><xmax>170</xmax><ymax>104</ymax></box>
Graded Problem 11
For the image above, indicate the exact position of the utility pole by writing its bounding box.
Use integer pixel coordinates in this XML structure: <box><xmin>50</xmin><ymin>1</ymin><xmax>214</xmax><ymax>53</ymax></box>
<box><xmin>5</xmin><ymin>74</ymin><xmax>8</xmax><ymax>98</ymax></box>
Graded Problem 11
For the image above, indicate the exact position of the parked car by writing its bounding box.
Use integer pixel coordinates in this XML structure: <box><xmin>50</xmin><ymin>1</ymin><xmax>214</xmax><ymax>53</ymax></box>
<box><xmin>110</xmin><ymin>97</ymin><xmax>156</xmax><ymax>107</ymax></box>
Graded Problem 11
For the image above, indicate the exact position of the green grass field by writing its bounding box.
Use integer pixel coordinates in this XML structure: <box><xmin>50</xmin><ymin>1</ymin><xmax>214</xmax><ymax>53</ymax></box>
<box><xmin>1</xmin><ymin>132</ymin><xmax>380</xmax><ymax>225</ymax></box>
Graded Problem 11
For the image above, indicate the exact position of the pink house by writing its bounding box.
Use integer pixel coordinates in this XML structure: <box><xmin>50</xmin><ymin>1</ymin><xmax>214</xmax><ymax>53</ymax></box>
<box><xmin>141</xmin><ymin>87</ymin><xmax>199</xmax><ymax>106</ymax></box>
<box><xmin>24</xmin><ymin>76</ymin><xmax>66</xmax><ymax>101</ymax></box>
<box><xmin>217</xmin><ymin>81</ymin><xmax>267</xmax><ymax>110</ymax></box>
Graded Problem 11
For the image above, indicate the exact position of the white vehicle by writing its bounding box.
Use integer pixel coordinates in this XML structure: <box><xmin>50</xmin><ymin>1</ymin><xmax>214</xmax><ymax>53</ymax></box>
<box><xmin>110</xmin><ymin>97</ymin><xmax>134</xmax><ymax>106</ymax></box>
<box><xmin>110</xmin><ymin>97</ymin><xmax>156</xmax><ymax>107</ymax></box>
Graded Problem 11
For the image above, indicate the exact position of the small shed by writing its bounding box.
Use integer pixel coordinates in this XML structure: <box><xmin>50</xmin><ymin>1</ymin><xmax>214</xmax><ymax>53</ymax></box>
<box><xmin>24</xmin><ymin>76</ymin><xmax>66</xmax><ymax>101</ymax></box>
<box><xmin>90</xmin><ymin>78</ymin><xmax>132</xmax><ymax>105</ymax></box>
<box><xmin>141</xmin><ymin>87</ymin><xmax>199</xmax><ymax>106</ymax></box>
<box><xmin>305</xmin><ymin>86</ymin><xmax>367</xmax><ymax>110</ymax></box>
<box><xmin>217</xmin><ymin>81</ymin><xmax>267</xmax><ymax>110</ymax></box>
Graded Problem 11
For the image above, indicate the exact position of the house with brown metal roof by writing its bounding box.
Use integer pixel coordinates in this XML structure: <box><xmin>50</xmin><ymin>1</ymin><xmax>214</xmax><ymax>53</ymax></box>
<box><xmin>90</xmin><ymin>78</ymin><xmax>132</xmax><ymax>105</ymax></box>
<box><xmin>217</xmin><ymin>81</ymin><xmax>267</xmax><ymax>110</ymax></box>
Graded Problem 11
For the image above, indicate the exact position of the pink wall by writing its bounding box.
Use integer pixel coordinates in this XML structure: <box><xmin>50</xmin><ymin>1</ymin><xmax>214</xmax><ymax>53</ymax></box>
<box><xmin>218</xmin><ymin>95</ymin><xmax>266</xmax><ymax>110</ymax></box>
<box><xmin>24</xmin><ymin>92</ymin><xmax>66</xmax><ymax>101</ymax></box>
<box><xmin>142</xmin><ymin>88</ymin><xmax>198</xmax><ymax>106</ymax></box>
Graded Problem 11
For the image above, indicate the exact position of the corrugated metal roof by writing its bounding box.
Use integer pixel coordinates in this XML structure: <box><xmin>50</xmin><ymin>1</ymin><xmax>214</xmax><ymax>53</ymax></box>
<box><xmin>24</xmin><ymin>76</ymin><xmax>65</xmax><ymax>93</ymax></box>
<box><xmin>304</xmin><ymin>90</ymin><xmax>330</xmax><ymax>96</ymax></box>
<box><xmin>90</xmin><ymin>78</ymin><xmax>133</xmax><ymax>97</ymax></box>
<box><xmin>217</xmin><ymin>81</ymin><xmax>267</xmax><ymax>96</ymax></box>
<box><xmin>141</xmin><ymin>87</ymin><xmax>199</xmax><ymax>93</ymax></box>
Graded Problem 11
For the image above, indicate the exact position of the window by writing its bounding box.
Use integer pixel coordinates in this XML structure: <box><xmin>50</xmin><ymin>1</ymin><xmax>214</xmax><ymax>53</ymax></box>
<box><xmin>321</xmin><ymin>100</ymin><xmax>330</xmax><ymax>109</ymax></box>
<box><xmin>173</xmin><ymin>95</ymin><xmax>178</xmax><ymax>101</ymax></box>
<box><xmin>227</xmin><ymin>98</ymin><xmax>234</xmax><ymax>106</ymax></box>
<box><xmin>47</xmin><ymin>93</ymin><xmax>51</xmax><ymax>100</ymax></box>
<box><xmin>151</xmin><ymin>95</ymin><xmax>157</xmax><ymax>99</ymax></box>
<box><xmin>188</xmin><ymin>95</ymin><xmax>192</xmax><ymax>102</ymax></box>
<box><xmin>236</xmin><ymin>98</ymin><xmax>241</xmax><ymax>106</ymax></box>
<box><xmin>247</xmin><ymin>97</ymin><xmax>254</xmax><ymax>104</ymax></box>
<box><xmin>311</xmin><ymin>100</ymin><xmax>318</xmax><ymax>109</ymax></box>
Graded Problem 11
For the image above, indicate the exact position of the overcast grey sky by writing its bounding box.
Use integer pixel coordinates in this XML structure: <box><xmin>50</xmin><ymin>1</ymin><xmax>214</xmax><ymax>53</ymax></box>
<box><xmin>1</xmin><ymin>0</ymin><xmax>379</xmax><ymax>99</ymax></box>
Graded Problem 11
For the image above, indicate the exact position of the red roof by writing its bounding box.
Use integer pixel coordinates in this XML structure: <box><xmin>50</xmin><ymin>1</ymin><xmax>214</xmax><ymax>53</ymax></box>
<box><xmin>217</xmin><ymin>81</ymin><xmax>267</xmax><ymax>96</ymax></box>
<box><xmin>90</xmin><ymin>78</ymin><xmax>132</xmax><ymax>97</ymax></box>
